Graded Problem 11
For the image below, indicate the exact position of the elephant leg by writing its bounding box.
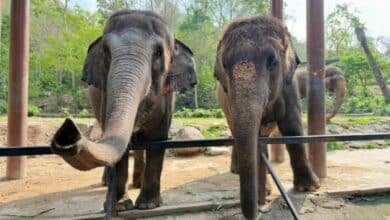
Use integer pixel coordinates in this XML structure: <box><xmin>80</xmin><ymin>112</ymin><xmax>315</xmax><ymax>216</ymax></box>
<box><xmin>135</xmin><ymin>149</ymin><xmax>165</xmax><ymax>209</ymax></box>
<box><xmin>269</xmin><ymin>129</ymin><xmax>285</xmax><ymax>163</ymax></box>
<box><xmin>104</xmin><ymin>151</ymin><xmax>133</xmax><ymax>211</ymax></box>
<box><xmin>101</xmin><ymin>167</ymin><xmax>108</xmax><ymax>186</ymax></box>
<box><xmin>132</xmin><ymin>150</ymin><xmax>145</xmax><ymax>188</ymax></box>
<box><xmin>277</xmin><ymin>120</ymin><xmax>320</xmax><ymax>192</ymax></box>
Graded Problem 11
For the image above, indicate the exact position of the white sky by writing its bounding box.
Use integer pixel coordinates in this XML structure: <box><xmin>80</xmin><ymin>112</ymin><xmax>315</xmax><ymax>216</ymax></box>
<box><xmin>75</xmin><ymin>0</ymin><xmax>390</xmax><ymax>41</ymax></box>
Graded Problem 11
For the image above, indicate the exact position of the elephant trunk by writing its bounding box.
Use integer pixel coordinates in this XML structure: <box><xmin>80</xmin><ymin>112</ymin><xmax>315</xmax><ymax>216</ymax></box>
<box><xmin>230</xmin><ymin>61</ymin><xmax>264</xmax><ymax>220</ymax></box>
<box><xmin>233</xmin><ymin>112</ymin><xmax>261</xmax><ymax>220</ymax></box>
<box><xmin>51</xmin><ymin>49</ymin><xmax>148</xmax><ymax>170</ymax></box>
<box><xmin>327</xmin><ymin>78</ymin><xmax>346</xmax><ymax>120</ymax></box>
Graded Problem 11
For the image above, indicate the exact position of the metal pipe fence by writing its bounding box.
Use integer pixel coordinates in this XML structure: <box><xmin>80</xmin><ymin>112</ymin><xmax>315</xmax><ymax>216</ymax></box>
<box><xmin>1</xmin><ymin>132</ymin><xmax>390</xmax><ymax>220</ymax></box>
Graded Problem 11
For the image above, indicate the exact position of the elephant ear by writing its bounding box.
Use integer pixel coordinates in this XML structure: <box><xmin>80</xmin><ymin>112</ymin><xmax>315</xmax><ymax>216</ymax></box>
<box><xmin>164</xmin><ymin>39</ymin><xmax>196</xmax><ymax>93</ymax></box>
<box><xmin>81</xmin><ymin>36</ymin><xmax>108</xmax><ymax>90</ymax></box>
<box><xmin>283</xmin><ymin>33</ymin><xmax>301</xmax><ymax>85</ymax></box>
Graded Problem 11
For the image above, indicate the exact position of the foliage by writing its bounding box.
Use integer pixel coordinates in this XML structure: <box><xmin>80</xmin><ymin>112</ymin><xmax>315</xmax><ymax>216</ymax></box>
<box><xmin>0</xmin><ymin>100</ymin><xmax>7</xmax><ymax>114</ymax></box>
<box><xmin>326</xmin><ymin>142</ymin><xmax>346</xmax><ymax>151</ymax></box>
<box><xmin>326</xmin><ymin>3</ymin><xmax>364</xmax><ymax>57</ymax></box>
<box><xmin>61</xmin><ymin>107</ymin><xmax>71</xmax><ymax>117</ymax></box>
<box><xmin>79</xmin><ymin>108</ymin><xmax>90</xmax><ymax>117</ymax></box>
<box><xmin>27</xmin><ymin>105</ymin><xmax>40</xmax><ymax>117</ymax></box>
<box><xmin>174</xmin><ymin>108</ymin><xmax>224</xmax><ymax>118</ymax></box>
<box><xmin>0</xmin><ymin>0</ymin><xmax>388</xmax><ymax>116</ymax></box>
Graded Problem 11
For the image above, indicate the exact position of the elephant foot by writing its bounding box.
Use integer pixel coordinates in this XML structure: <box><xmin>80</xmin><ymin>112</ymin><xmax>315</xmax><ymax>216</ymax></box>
<box><xmin>135</xmin><ymin>192</ymin><xmax>162</xmax><ymax>209</ymax></box>
<box><xmin>104</xmin><ymin>193</ymin><xmax>134</xmax><ymax>212</ymax></box>
<box><xmin>230</xmin><ymin>161</ymin><xmax>239</xmax><ymax>174</ymax></box>
<box><xmin>293</xmin><ymin>169</ymin><xmax>320</xmax><ymax>192</ymax></box>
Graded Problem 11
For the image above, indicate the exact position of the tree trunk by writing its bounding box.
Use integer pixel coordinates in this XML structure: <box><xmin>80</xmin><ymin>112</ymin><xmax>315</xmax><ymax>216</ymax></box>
<box><xmin>355</xmin><ymin>27</ymin><xmax>390</xmax><ymax>102</ymax></box>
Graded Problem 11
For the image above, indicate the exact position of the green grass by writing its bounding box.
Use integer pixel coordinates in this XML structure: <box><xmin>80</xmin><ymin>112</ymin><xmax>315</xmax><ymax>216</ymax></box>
<box><xmin>327</xmin><ymin>142</ymin><xmax>347</xmax><ymax>151</ymax></box>
<box><xmin>328</xmin><ymin>115</ymin><xmax>390</xmax><ymax>128</ymax></box>
<box><xmin>360</xmin><ymin>142</ymin><xmax>376</xmax><ymax>149</ymax></box>
<box><xmin>201</xmin><ymin>124</ymin><xmax>228</xmax><ymax>138</ymax></box>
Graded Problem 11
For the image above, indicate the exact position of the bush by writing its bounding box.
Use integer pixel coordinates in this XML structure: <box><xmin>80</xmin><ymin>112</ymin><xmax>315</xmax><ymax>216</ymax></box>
<box><xmin>326</xmin><ymin>142</ymin><xmax>346</xmax><ymax>151</ymax></box>
<box><xmin>0</xmin><ymin>100</ymin><xmax>7</xmax><ymax>114</ymax></box>
<box><xmin>174</xmin><ymin>108</ymin><xmax>225</xmax><ymax>118</ymax></box>
<box><xmin>27</xmin><ymin>104</ymin><xmax>40</xmax><ymax>116</ymax></box>
<box><xmin>79</xmin><ymin>108</ymin><xmax>90</xmax><ymax>117</ymax></box>
<box><xmin>342</xmin><ymin>95</ymin><xmax>388</xmax><ymax>114</ymax></box>
<box><xmin>62</xmin><ymin>107</ymin><xmax>71</xmax><ymax>117</ymax></box>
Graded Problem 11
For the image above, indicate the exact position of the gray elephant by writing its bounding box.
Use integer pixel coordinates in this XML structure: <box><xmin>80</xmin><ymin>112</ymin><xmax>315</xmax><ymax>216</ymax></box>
<box><xmin>215</xmin><ymin>16</ymin><xmax>320</xmax><ymax>219</ymax></box>
<box><xmin>99</xmin><ymin>38</ymin><xmax>196</xmax><ymax>188</ymax></box>
<box><xmin>51</xmin><ymin>10</ymin><xmax>196</xmax><ymax>211</ymax></box>
<box><xmin>295</xmin><ymin>66</ymin><xmax>346</xmax><ymax>120</ymax></box>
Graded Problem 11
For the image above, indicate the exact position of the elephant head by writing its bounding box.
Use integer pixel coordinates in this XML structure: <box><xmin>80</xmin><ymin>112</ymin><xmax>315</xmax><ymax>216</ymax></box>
<box><xmin>324</xmin><ymin>67</ymin><xmax>346</xmax><ymax>120</ymax></box>
<box><xmin>294</xmin><ymin>66</ymin><xmax>346</xmax><ymax>120</ymax></box>
<box><xmin>215</xmin><ymin>16</ymin><xmax>300</xmax><ymax>219</ymax></box>
<box><xmin>51</xmin><ymin>10</ymin><xmax>191</xmax><ymax>170</ymax></box>
<box><xmin>164</xmin><ymin>39</ymin><xmax>196</xmax><ymax>93</ymax></box>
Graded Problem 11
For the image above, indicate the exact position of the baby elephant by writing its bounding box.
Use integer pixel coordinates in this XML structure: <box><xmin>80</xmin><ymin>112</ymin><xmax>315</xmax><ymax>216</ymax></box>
<box><xmin>215</xmin><ymin>16</ymin><xmax>320</xmax><ymax>219</ymax></box>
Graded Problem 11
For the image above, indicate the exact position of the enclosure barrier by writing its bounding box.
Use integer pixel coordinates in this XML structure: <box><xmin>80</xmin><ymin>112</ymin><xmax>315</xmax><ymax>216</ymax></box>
<box><xmin>1</xmin><ymin>133</ymin><xmax>390</xmax><ymax>220</ymax></box>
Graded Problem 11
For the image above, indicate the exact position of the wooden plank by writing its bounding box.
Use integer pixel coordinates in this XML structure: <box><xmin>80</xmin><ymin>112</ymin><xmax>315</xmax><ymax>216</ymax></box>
<box><xmin>74</xmin><ymin>200</ymin><xmax>240</xmax><ymax>220</ymax></box>
<box><xmin>327</xmin><ymin>186</ymin><xmax>390</xmax><ymax>197</ymax></box>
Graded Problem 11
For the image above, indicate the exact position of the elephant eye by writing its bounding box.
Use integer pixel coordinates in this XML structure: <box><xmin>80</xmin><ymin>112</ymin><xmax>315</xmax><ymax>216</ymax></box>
<box><xmin>266</xmin><ymin>54</ymin><xmax>279</xmax><ymax>72</ymax></box>
<box><xmin>153</xmin><ymin>45</ymin><xmax>163</xmax><ymax>60</ymax></box>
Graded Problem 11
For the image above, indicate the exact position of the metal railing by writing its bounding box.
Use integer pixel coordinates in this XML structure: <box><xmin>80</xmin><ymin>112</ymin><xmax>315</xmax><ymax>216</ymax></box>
<box><xmin>1</xmin><ymin>133</ymin><xmax>390</xmax><ymax>220</ymax></box>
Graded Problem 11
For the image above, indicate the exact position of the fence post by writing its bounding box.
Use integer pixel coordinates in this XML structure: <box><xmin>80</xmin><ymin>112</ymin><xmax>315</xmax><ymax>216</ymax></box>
<box><xmin>307</xmin><ymin>0</ymin><xmax>327</xmax><ymax>178</ymax></box>
<box><xmin>269</xmin><ymin>0</ymin><xmax>286</xmax><ymax>163</ymax></box>
<box><xmin>6</xmin><ymin>0</ymin><xmax>30</xmax><ymax>179</ymax></box>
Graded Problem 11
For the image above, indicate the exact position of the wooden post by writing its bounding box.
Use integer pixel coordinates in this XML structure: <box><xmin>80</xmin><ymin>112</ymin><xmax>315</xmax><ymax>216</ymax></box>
<box><xmin>269</xmin><ymin>0</ymin><xmax>285</xmax><ymax>163</ymax></box>
<box><xmin>6</xmin><ymin>0</ymin><xmax>30</xmax><ymax>179</ymax></box>
<box><xmin>307</xmin><ymin>0</ymin><xmax>326</xmax><ymax>178</ymax></box>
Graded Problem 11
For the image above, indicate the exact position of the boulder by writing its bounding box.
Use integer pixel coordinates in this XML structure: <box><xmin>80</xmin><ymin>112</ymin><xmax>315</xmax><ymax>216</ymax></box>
<box><xmin>171</xmin><ymin>126</ymin><xmax>205</xmax><ymax>156</ymax></box>
<box><xmin>205</xmin><ymin>146</ymin><xmax>230</xmax><ymax>156</ymax></box>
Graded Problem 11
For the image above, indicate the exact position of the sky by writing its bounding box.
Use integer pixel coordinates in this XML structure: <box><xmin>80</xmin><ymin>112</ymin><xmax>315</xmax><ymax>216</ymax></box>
<box><xmin>74</xmin><ymin>0</ymin><xmax>390</xmax><ymax>41</ymax></box>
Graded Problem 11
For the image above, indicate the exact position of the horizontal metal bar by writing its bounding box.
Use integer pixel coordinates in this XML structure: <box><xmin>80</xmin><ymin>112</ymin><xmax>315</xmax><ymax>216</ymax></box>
<box><xmin>0</xmin><ymin>133</ymin><xmax>389</xmax><ymax>157</ymax></box>
<box><xmin>131</xmin><ymin>133</ymin><xmax>390</xmax><ymax>150</ymax></box>
<box><xmin>0</xmin><ymin>146</ymin><xmax>52</xmax><ymax>156</ymax></box>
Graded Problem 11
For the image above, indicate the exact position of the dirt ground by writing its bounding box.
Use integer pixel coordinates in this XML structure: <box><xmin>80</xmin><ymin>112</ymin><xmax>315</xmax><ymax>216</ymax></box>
<box><xmin>0</xmin><ymin>120</ymin><xmax>390</xmax><ymax>219</ymax></box>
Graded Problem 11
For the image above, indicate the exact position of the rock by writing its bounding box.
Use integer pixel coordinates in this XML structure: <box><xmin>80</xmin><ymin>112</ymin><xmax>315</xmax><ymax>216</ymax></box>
<box><xmin>220</xmin><ymin>129</ymin><xmax>232</xmax><ymax>137</ymax></box>
<box><xmin>169</xmin><ymin>120</ymin><xmax>184</xmax><ymax>137</ymax></box>
<box><xmin>205</xmin><ymin>147</ymin><xmax>230</xmax><ymax>156</ymax></box>
<box><xmin>326</xmin><ymin>124</ymin><xmax>344</xmax><ymax>134</ymax></box>
<box><xmin>171</xmin><ymin>127</ymin><xmax>205</xmax><ymax>156</ymax></box>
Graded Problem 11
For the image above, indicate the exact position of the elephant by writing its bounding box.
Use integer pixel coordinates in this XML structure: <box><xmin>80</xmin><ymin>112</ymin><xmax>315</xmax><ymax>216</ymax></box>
<box><xmin>295</xmin><ymin>66</ymin><xmax>346</xmax><ymax>120</ymax></box>
<box><xmin>99</xmin><ymin>38</ymin><xmax>196</xmax><ymax>188</ymax></box>
<box><xmin>215</xmin><ymin>16</ymin><xmax>320</xmax><ymax>219</ymax></box>
<box><xmin>50</xmin><ymin>10</ymin><xmax>196</xmax><ymax>211</ymax></box>
<box><xmin>268</xmin><ymin>66</ymin><xmax>346</xmax><ymax>162</ymax></box>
